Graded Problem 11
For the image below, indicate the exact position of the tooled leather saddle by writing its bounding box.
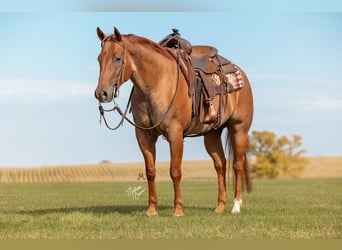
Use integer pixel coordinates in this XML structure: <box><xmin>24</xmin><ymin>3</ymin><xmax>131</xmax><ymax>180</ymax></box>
<box><xmin>159</xmin><ymin>29</ymin><xmax>244</xmax><ymax>125</ymax></box>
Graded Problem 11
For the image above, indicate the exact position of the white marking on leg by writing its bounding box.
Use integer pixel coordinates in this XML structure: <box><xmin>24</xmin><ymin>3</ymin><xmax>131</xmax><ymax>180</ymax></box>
<box><xmin>231</xmin><ymin>199</ymin><xmax>242</xmax><ymax>214</ymax></box>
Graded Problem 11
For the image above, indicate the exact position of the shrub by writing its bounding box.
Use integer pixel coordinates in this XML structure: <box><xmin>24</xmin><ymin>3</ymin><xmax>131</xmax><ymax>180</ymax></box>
<box><xmin>249</xmin><ymin>130</ymin><xmax>308</xmax><ymax>178</ymax></box>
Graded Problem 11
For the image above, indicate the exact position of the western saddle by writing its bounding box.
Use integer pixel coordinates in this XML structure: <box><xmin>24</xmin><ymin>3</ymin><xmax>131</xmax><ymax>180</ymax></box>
<box><xmin>159</xmin><ymin>29</ymin><xmax>243</xmax><ymax>125</ymax></box>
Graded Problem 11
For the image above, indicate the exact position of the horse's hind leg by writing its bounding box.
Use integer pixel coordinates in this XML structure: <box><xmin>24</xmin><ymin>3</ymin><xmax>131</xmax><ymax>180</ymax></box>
<box><xmin>229</xmin><ymin>127</ymin><xmax>250</xmax><ymax>214</ymax></box>
<box><xmin>204</xmin><ymin>129</ymin><xmax>227</xmax><ymax>213</ymax></box>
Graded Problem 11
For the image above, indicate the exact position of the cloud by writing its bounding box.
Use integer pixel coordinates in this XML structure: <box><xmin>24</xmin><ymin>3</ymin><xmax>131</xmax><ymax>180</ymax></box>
<box><xmin>297</xmin><ymin>95</ymin><xmax>342</xmax><ymax>112</ymax></box>
<box><xmin>248</xmin><ymin>69</ymin><xmax>341</xmax><ymax>86</ymax></box>
<box><xmin>248</xmin><ymin>70</ymin><xmax>342</xmax><ymax>112</ymax></box>
<box><xmin>0</xmin><ymin>78</ymin><xmax>94</xmax><ymax>102</ymax></box>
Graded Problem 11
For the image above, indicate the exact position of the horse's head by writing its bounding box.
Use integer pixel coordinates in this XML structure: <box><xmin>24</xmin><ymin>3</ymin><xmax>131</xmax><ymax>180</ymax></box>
<box><xmin>95</xmin><ymin>27</ymin><xmax>131</xmax><ymax>103</ymax></box>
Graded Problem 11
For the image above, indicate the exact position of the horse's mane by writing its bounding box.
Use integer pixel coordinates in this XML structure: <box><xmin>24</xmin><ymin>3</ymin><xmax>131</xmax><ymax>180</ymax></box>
<box><xmin>124</xmin><ymin>34</ymin><xmax>175</xmax><ymax>61</ymax></box>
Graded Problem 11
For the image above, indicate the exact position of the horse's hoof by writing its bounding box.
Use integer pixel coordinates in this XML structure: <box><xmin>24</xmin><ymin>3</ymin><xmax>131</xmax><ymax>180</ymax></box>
<box><xmin>146</xmin><ymin>211</ymin><xmax>158</xmax><ymax>217</ymax></box>
<box><xmin>172</xmin><ymin>212</ymin><xmax>184</xmax><ymax>217</ymax></box>
<box><xmin>214</xmin><ymin>203</ymin><xmax>225</xmax><ymax>213</ymax></box>
<box><xmin>146</xmin><ymin>207</ymin><xmax>158</xmax><ymax>217</ymax></box>
<box><xmin>231</xmin><ymin>199</ymin><xmax>242</xmax><ymax>214</ymax></box>
<box><xmin>172</xmin><ymin>208</ymin><xmax>184</xmax><ymax>217</ymax></box>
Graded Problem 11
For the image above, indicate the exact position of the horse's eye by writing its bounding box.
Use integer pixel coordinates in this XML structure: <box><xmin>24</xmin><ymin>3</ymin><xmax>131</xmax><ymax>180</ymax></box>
<box><xmin>114</xmin><ymin>56</ymin><xmax>122</xmax><ymax>62</ymax></box>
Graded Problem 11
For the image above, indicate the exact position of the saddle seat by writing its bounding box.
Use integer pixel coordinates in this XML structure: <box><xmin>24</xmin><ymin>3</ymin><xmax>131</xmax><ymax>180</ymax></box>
<box><xmin>191</xmin><ymin>45</ymin><xmax>235</xmax><ymax>74</ymax></box>
<box><xmin>190</xmin><ymin>46</ymin><xmax>218</xmax><ymax>72</ymax></box>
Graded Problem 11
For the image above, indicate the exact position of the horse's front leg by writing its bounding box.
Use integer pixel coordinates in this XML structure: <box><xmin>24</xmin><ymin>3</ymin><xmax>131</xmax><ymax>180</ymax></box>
<box><xmin>135</xmin><ymin>128</ymin><xmax>158</xmax><ymax>216</ymax></box>
<box><xmin>167</xmin><ymin>127</ymin><xmax>184</xmax><ymax>217</ymax></box>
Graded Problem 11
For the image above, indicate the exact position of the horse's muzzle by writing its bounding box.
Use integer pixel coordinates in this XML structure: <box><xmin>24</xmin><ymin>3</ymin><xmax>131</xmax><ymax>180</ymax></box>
<box><xmin>95</xmin><ymin>82</ymin><xmax>120</xmax><ymax>102</ymax></box>
<box><xmin>94</xmin><ymin>88</ymin><xmax>113</xmax><ymax>103</ymax></box>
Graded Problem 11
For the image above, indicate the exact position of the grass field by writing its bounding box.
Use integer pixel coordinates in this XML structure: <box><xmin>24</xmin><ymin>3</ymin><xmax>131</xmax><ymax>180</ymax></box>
<box><xmin>0</xmin><ymin>179</ymin><xmax>341</xmax><ymax>239</ymax></box>
<box><xmin>0</xmin><ymin>157</ymin><xmax>341</xmax><ymax>239</ymax></box>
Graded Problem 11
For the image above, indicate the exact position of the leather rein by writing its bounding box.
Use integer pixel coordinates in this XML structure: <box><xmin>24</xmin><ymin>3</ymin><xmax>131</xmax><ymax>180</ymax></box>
<box><xmin>98</xmin><ymin>39</ymin><xmax>182</xmax><ymax>131</ymax></box>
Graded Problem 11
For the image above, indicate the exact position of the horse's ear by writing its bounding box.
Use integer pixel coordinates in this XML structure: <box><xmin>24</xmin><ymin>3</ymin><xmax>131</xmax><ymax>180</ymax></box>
<box><xmin>114</xmin><ymin>27</ymin><xmax>122</xmax><ymax>41</ymax></box>
<box><xmin>97</xmin><ymin>27</ymin><xmax>106</xmax><ymax>41</ymax></box>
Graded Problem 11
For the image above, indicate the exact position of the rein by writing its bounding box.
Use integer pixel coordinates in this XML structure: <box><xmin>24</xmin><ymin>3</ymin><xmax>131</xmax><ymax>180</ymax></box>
<box><xmin>98</xmin><ymin>41</ymin><xmax>182</xmax><ymax>131</ymax></box>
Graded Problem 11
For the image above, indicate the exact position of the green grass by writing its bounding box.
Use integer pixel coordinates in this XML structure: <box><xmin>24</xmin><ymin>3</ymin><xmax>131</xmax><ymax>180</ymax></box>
<box><xmin>0</xmin><ymin>179</ymin><xmax>341</xmax><ymax>239</ymax></box>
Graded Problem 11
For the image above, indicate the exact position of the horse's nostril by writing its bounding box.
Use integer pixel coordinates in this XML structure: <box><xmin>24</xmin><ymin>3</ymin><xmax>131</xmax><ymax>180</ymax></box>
<box><xmin>101</xmin><ymin>90</ymin><xmax>108</xmax><ymax>99</ymax></box>
<box><xmin>94</xmin><ymin>89</ymin><xmax>108</xmax><ymax>101</ymax></box>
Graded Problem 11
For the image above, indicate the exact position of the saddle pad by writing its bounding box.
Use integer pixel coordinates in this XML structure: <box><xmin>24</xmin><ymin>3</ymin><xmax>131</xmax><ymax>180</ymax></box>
<box><xmin>225</xmin><ymin>65</ymin><xmax>244</xmax><ymax>92</ymax></box>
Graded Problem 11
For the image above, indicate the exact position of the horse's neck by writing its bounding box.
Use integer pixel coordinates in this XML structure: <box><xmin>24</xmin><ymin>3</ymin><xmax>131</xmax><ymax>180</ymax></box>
<box><xmin>127</xmin><ymin>39</ymin><xmax>176</xmax><ymax>100</ymax></box>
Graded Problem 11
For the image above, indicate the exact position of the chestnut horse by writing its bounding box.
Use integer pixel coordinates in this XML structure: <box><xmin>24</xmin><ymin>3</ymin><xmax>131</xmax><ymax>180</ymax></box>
<box><xmin>94</xmin><ymin>27</ymin><xmax>254</xmax><ymax>216</ymax></box>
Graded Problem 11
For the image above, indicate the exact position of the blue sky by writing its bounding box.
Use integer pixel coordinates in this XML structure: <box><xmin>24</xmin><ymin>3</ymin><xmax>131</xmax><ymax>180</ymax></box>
<box><xmin>0</xmin><ymin>2</ymin><xmax>342</xmax><ymax>167</ymax></box>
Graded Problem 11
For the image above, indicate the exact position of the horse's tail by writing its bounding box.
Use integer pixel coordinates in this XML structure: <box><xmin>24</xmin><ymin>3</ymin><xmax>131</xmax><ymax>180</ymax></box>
<box><xmin>225</xmin><ymin>130</ymin><xmax>252</xmax><ymax>193</ymax></box>
<box><xmin>243</xmin><ymin>151</ymin><xmax>252</xmax><ymax>193</ymax></box>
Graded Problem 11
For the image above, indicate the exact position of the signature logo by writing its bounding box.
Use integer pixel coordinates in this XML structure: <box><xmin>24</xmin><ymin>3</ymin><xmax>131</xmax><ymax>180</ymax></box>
<box><xmin>126</xmin><ymin>185</ymin><xmax>145</xmax><ymax>200</ymax></box>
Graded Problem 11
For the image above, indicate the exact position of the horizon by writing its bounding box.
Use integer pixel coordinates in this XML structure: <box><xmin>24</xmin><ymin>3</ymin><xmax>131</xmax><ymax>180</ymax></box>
<box><xmin>3</xmin><ymin>155</ymin><xmax>342</xmax><ymax>169</ymax></box>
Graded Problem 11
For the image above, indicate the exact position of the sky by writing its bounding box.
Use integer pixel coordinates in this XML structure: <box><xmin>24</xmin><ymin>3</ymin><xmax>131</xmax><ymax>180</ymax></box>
<box><xmin>0</xmin><ymin>1</ymin><xmax>342</xmax><ymax>167</ymax></box>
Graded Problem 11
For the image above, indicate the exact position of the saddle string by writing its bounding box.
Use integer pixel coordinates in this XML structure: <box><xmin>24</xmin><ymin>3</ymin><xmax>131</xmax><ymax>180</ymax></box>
<box><xmin>98</xmin><ymin>38</ymin><xmax>182</xmax><ymax>131</ymax></box>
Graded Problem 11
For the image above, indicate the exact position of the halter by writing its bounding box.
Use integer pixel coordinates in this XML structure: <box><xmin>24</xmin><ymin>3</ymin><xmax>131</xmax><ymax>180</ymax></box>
<box><xmin>98</xmin><ymin>36</ymin><xmax>182</xmax><ymax>131</ymax></box>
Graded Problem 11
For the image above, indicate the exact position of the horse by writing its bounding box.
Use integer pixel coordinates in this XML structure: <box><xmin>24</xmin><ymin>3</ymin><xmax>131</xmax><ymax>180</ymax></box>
<box><xmin>94</xmin><ymin>27</ymin><xmax>254</xmax><ymax>216</ymax></box>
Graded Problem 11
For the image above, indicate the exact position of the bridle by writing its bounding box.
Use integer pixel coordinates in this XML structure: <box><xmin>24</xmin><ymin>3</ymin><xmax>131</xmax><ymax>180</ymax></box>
<box><xmin>98</xmin><ymin>36</ymin><xmax>182</xmax><ymax>131</ymax></box>
<box><xmin>100</xmin><ymin>37</ymin><xmax>127</xmax><ymax>99</ymax></box>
